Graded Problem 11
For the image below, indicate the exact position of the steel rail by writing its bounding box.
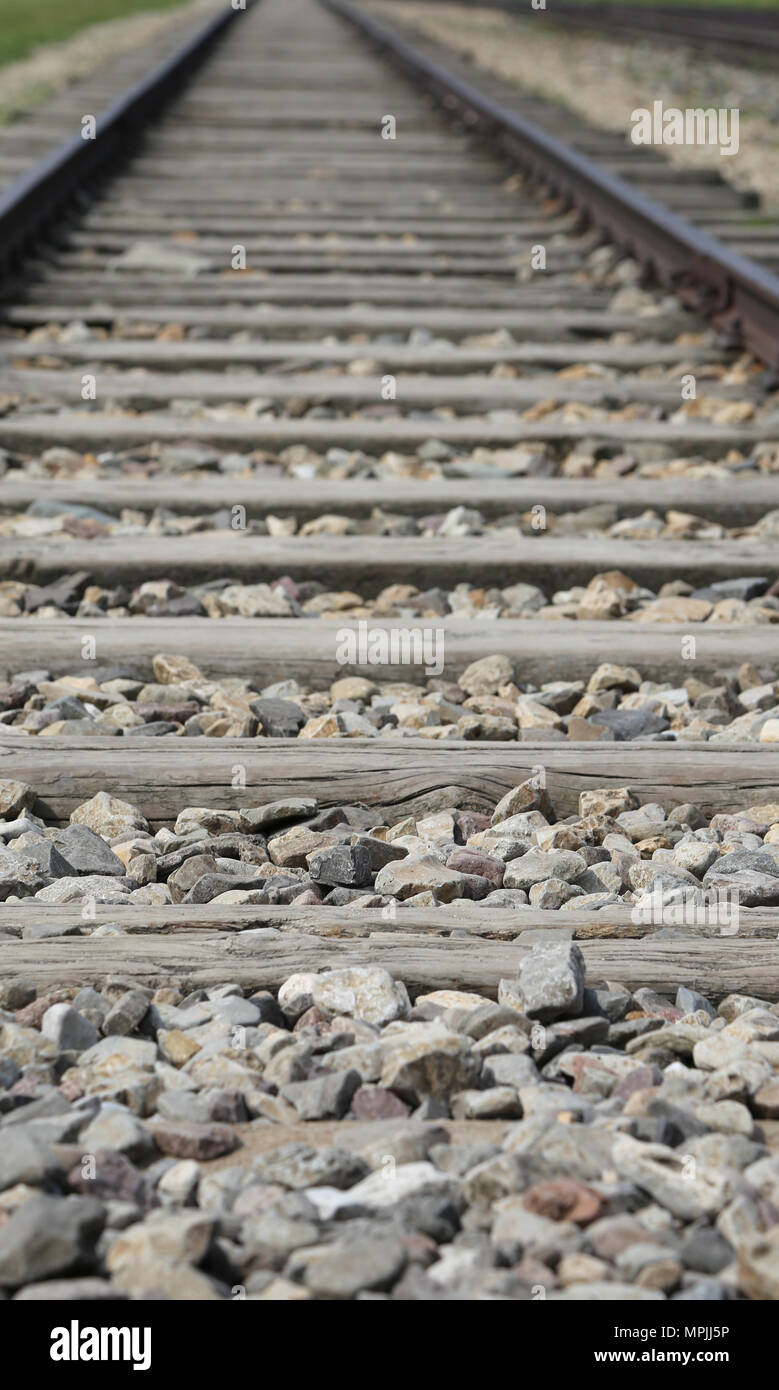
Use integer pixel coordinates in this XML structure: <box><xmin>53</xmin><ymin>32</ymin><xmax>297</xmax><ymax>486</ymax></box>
<box><xmin>377</xmin><ymin>1</ymin><xmax>779</xmax><ymax>58</ymax></box>
<box><xmin>323</xmin><ymin>0</ymin><xmax>779</xmax><ymax>367</ymax></box>
<box><xmin>545</xmin><ymin>4</ymin><xmax>779</xmax><ymax>58</ymax></box>
<box><xmin>0</xmin><ymin>0</ymin><xmax>260</xmax><ymax>280</ymax></box>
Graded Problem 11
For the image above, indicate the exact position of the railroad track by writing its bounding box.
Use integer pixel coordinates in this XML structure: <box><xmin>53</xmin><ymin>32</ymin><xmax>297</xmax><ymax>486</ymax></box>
<box><xmin>0</xmin><ymin>0</ymin><xmax>778</xmax><ymax>1305</ymax></box>
<box><xmin>539</xmin><ymin>3</ymin><xmax>779</xmax><ymax>61</ymax></box>
<box><xmin>389</xmin><ymin>0</ymin><xmax>779</xmax><ymax>61</ymax></box>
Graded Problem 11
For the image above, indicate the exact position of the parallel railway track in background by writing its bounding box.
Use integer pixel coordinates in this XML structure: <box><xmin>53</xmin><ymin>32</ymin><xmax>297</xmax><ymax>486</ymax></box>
<box><xmin>395</xmin><ymin>0</ymin><xmax>779</xmax><ymax>60</ymax></box>
<box><xmin>537</xmin><ymin>3</ymin><xmax>779</xmax><ymax>60</ymax></box>
<box><xmin>0</xmin><ymin>0</ymin><xmax>778</xmax><ymax>1304</ymax></box>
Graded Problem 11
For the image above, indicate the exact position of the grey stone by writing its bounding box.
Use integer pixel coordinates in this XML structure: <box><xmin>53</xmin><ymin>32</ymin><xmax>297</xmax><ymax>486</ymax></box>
<box><xmin>72</xmin><ymin>987</ymin><xmax>106</xmax><ymax>1017</ymax></box>
<box><xmin>34</xmin><ymin>874</ymin><xmax>132</xmax><ymax>905</ymax></box>
<box><xmin>592</xmin><ymin>987</ymin><xmax>631</xmax><ymax>1022</ymax></box>
<box><xmin>240</xmin><ymin>798</ymin><xmax>317</xmax><ymax>832</ymax></box>
<box><xmin>692</xmin><ymin>578</ymin><xmax>768</xmax><ymax>603</ymax></box>
<box><xmin>483</xmin><ymin>1054</ymin><xmax>538</xmax><ymax>1089</ymax></box>
<box><xmin>479</xmin><ymin>888</ymin><xmax>529</xmax><ymax>908</ymax></box>
<box><xmin>676</xmin><ymin>987</ymin><xmax>716</xmax><ymax>1020</ymax></box>
<box><xmin>80</xmin><ymin>1107</ymin><xmax>155</xmax><ymax>1163</ymax></box>
<box><xmin>0</xmin><ymin>779</ymin><xmax>35</xmax><ymax>819</ymax></box>
<box><xmin>595</xmin><ymin>709</ymin><xmax>669</xmax><ymax>740</ymax></box>
<box><xmin>102</xmin><ymin>990</ymin><xmax>150</xmax><ymax>1036</ymax></box>
<box><xmin>0</xmin><ymin>845</ymin><xmax>49</xmax><ymax>899</ymax></box>
<box><xmin>305</xmin><ymin>1234</ymin><xmax>407</xmax><ymax>1298</ymax></box>
<box><xmin>209</xmin><ymin>996</ymin><xmax>261</xmax><ymax>1027</ymax></box>
<box><xmin>21</xmin><ymin>840</ymin><xmax>75</xmax><ymax>879</ymax></box>
<box><xmin>0</xmin><ymin>1129</ymin><xmax>60</xmax><ymax>1191</ymax></box>
<box><xmin>611</xmin><ymin>1136</ymin><xmax>732</xmax><ymax>1220</ymax></box>
<box><xmin>679</xmin><ymin>1226</ymin><xmax>734</xmax><ymax>1274</ymax></box>
<box><xmin>0</xmin><ymin>1057</ymin><xmax>21</xmax><ymax>1087</ymax></box>
<box><xmin>251</xmin><ymin>1143</ymin><xmax>369</xmax><ymax>1191</ymax></box>
<box><xmin>0</xmin><ymin>1091</ymin><xmax>71</xmax><ymax>1129</ymax></box>
<box><xmin>51</xmin><ymin>824</ymin><xmax>125</xmax><ymax>876</ymax></box>
<box><xmin>503</xmin><ymin>850</ymin><xmax>587</xmax><ymax>891</ymax></box>
<box><xmin>461</xmin><ymin>1003</ymin><xmax>525</xmax><ymax>1041</ymax></box>
<box><xmin>249</xmin><ymin>698</ymin><xmax>306</xmax><ymax>738</ymax></box>
<box><xmin>528</xmin><ymin>877</ymin><xmax>584</xmax><ymax>909</ymax></box>
<box><xmin>702</xmin><ymin>857</ymin><xmax>779</xmax><ymax>906</ymax></box>
<box><xmin>282</xmin><ymin>1069</ymin><xmax>362</xmax><ymax>1120</ymax></box>
<box><xmin>703</xmin><ymin>849</ymin><xmax>778</xmax><ymax>880</ymax></box>
<box><xmin>0</xmin><ymin>1194</ymin><xmax>105</xmax><ymax>1288</ymax></box>
<box><xmin>167</xmin><ymin>853</ymin><xmax>218</xmax><ymax>901</ymax></box>
<box><xmin>307</xmin><ymin>844</ymin><xmax>373</xmax><ymax>888</ymax></box>
<box><xmin>350</xmin><ymin>833</ymin><xmax>408</xmax><ymax>872</ymax></box>
<box><xmin>507</xmin><ymin>941</ymin><xmax>585</xmax><ymax>1022</ymax></box>
<box><xmin>41</xmin><ymin>1003</ymin><xmax>99</xmax><ymax>1053</ymax></box>
<box><xmin>183</xmin><ymin>872</ymin><xmax>264</xmax><ymax>904</ymax></box>
<box><xmin>79</xmin><ymin>1035</ymin><xmax>157</xmax><ymax>1070</ymax></box>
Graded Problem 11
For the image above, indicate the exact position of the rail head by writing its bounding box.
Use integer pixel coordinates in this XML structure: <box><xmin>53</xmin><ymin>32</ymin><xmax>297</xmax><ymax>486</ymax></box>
<box><xmin>0</xmin><ymin>0</ymin><xmax>260</xmax><ymax>279</ymax></box>
<box><xmin>322</xmin><ymin>0</ymin><xmax>779</xmax><ymax>367</ymax></box>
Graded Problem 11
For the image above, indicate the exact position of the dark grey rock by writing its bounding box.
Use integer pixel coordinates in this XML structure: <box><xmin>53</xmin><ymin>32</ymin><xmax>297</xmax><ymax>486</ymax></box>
<box><xmin>0</xmin><ymin>1194</ymin><xmax>105</xmax><ymax>1288</ymax></box>
<box><xmin>282</xmin><ymin>1069</ymin><xmax>362</xmax><ymax>1120</ymax></box>
<box><xmin>240</xmin><ymin>798</ymin><xmax>317</xmax><ymax>832</ymax></box>
<box><xmin>249</xmin><ymin>698</ymin><xmax>306</xmax><ymax>738</ymax></box>
<box><xmin>0</xmin><ymin>1058</ymin><xmax>21</xmax><ymax>1088</ymax></box>
<box><xmin>21</xmin><ymin>840</ymin><xmax>75</xmax><ymax>879</ymax></box>
<box><xmin>350</xmin><ymin>833</ymin><xmax>408</xmax><ymax>872</ymax></box>
<box><xmin>183</xmin><ymin>873</ymin><xmax>264</xmax><ymax>904</ymax></box>
<box><xmin>679</xmin><ymin>1226</ymin><xmax>734</xmax><ymax>1274</ymax></box>
<box><xmin>128</xmin><ymin>720</ymin><xmax>181</xmax><ymax>735</ymax></box>
<box><xmin>676</xmin><ymin>987</ymin><xmax>716</xmax><ymax>1019</ymax></box>
<box><xmin>323</xmin><ymin>886</ymin><xmax>376</xmax><ymax>905</ymax></box>
<box><xmin>246</xmin><ymin>991</ymin><xmax>285</xmax><ymax>1027</ymax></box>
<box><xmin>51</xmin><ymin>824</ymin><xmax>125</xmax><ymax>877</ymax></box>
<box><xmin>102</xmin><ymin>990</ymin><xmax>151</xmax><ymax>1037</ymax></box>
<box><xmin>594</xmin><ymin>709</ymin><xmax>669</xmax><ymax>740</ymax></box>
<box><xmin>147</xmin><ymin>595</ymin><xmax>206</xmax><ymax>618</ymax></box>
<box><xmin>691</xmin><ymin>578</ymin><xmax>768</xmax><ymax>603</ymax></box>
<box><xmin>590</xmin><ymin>987</ymin><xmax>631</xmax><ymax>1021</ymax></box>
<box><xmin>308</xmin><ymin>844</ymin><xmax>373</xmax><ymax>888</ymax></box>
<box><xmin>22</xmin><ymin>571</ymin><xmax>91</xmax><ymax>615</ymax></box>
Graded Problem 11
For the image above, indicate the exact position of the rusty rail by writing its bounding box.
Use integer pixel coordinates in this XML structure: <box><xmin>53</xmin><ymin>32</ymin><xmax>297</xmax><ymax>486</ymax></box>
<box><xmin>0</xmin><ymin>0</ymin><xmax>260</xmax><ymax>280</ymax></box>
<box><xmin>324</xmin><ymin>0</ymin><xmax>779</xmax><ymax>367</ymax></box>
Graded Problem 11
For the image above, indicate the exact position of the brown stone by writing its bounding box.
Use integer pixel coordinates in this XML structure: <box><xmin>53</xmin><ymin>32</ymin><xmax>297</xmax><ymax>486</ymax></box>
<box><xmin>66</xmin><ymin>1148</ymin><xmax>146</xmax><ymax>1206</ymax></box>
<box><xmin>151</xmin><ymin>1122</ymin><xmax>240</xmax><ymax>1160</ymax></box>
<box><xmin>445</xmin><ymin>848</ymin><xmax>505</xmax><ymax>887</ymax></box>
<box><xmin>522</xmin><ymin>1178</ymin><xmax>604</xmax><ymax>1226</ymax></box>
<box><xmin>350</xmin><ymin>1085</ymin><xmax>411</xmax><ymax>1121</ymax></box>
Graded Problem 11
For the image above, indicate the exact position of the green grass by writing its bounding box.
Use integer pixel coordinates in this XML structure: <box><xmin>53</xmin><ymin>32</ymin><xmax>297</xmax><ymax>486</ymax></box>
<box><xmin>0</xmin><ymin>0</ymin><xmax>190</xmax><ymax>69</ymax></box>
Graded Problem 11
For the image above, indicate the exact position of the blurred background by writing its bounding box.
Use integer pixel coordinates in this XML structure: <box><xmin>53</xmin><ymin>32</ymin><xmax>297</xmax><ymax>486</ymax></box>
<box><xmin>0</xmin><ymin>0</ymin><xmax>192</xmax><ymax>69</ymax></box>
